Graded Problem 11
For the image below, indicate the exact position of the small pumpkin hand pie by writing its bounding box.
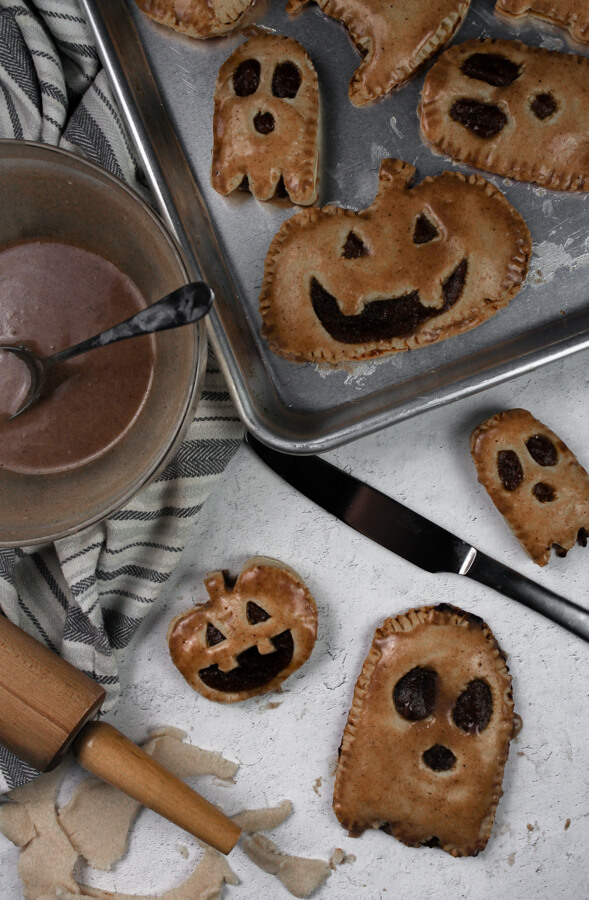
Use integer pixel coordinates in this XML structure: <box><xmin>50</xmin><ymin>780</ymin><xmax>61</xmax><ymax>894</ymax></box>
<box><xmin>211</xmin><ymin>34</ymin><xmax>320</xmax><ymax>205</ymax></box>
<box><xmin>333</xmin><ymin>604</ymin><xmax>518</xmax><ymax>857</ymax></box>
<box><xmin>495</xmin><ymin>0</ymin><xmax>589</xmax><ymax>47</ymax></box>
<box><xmin>286</xmin><ymin>0</ymin><xmax>470</xmax><ymax>106</ymax></box>
<box><xmin>168</xmin><ymin>557</ymin><xmax>318</xmax><ymax>702</ymax></box>
<box><xmin>419</xmin><ymin>38</ymin><xmax>589</xmax><ymax>192</ymax></box>
<box><xmin>259</xmin><ymin>158</ymin><xmax>531</xmax><ymax>364</ymax></box>
<box><xmin>134</xmin><ymin>0</ymin><xmax>256</xmax><ymax>39</ymax></box>
<box><xmin>471</xmin><ymin>408</ymin><xmax>589</xmax><ymax>566</ymax></box>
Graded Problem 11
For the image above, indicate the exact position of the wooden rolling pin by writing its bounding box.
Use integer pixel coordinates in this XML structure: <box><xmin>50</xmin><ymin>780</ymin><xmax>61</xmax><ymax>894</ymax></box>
<box><xmin>0</xmin><ymin>614</ymin><xmax>242</xmax><ymax>855</ymax></box>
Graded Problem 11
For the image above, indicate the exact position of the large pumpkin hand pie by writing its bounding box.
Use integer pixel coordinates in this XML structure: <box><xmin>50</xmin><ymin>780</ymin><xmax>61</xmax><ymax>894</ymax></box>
<box><xmin>259</xmin><ymin>158</ymin><xmax>531</xmax><ymax>365</ymax></box>
<box><xmin>134</xmin><ymin>0</ymin><xmax>257</xmax><ymax>39</ymax></box>
<box><xmin>332</xmin><ymin>604</ymin><xmax>519</xmax><ymax>857</ymax></box>
<box><xmin>471</xmin><ymin>408</ymin><xmax>589</xmax><ymax>566</ymax></box>
<box><xmin>286</xmin><ymin>0</ymin><xmax>470</xmax><ymax>106</ymax></box>
<box><xmin>211</xmin><ymin>34</ymin><xmax>320</xmax><ymax>205</ymax></box>
<box><xmin>419</xmin><ymin>38</ymin><xmax>589</xmax><ymax>191</ymax></box>
<box><xmin>168</xmin><ymin>557</ymin><xmax>318</xmax><ymax>702</ymax></box>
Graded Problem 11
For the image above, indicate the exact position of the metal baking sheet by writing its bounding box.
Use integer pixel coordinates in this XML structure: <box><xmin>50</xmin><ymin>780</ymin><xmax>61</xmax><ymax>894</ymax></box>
<box><xmin>82</xmin><ymin>0</ymin><xmax>589</xmax><ymax>453</ymax></box>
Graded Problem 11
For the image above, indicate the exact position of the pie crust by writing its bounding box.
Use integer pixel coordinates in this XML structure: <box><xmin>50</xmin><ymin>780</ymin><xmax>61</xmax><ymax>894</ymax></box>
<box><xmin>419</xmin><ymin>38</ymin><xmax>589</xmax><ymax>191</ymax></box>
<box><xmin>332</xmin><ymin>604</ymin><xmax>517</xmax><ymax>857</ymax></box>
<box><xmin>211</xmin><ymin>34</ymin><xmax>320</xmax><ymax>205</ymax></box>
<box><xmin>495</xmin><ymin>0</ymin><xmax>589</xmax><ymax>47</ymax></box>
<box><xmin>134</xmin><ymin>0</ymin><xmax>256</xmax><ymax>39</ymax></box>
<box><xmin>471</xmin><ymin>408</ymin><xmax>589</xmax><ymax>566</ymax></box>
<box><xmin>286</xmin><ymin>0</ymin><xmax>470</xmax><ymax>106</ymax></box>
<box><xmin>259</xmin><ymin>158</ymin><xmax>531</xmax><ymax>364</ymax></box>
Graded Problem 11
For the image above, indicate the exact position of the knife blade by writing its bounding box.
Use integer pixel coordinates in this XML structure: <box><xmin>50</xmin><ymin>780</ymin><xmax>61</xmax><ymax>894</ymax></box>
<box><xmin>245</xmin><ymin>433</ymin><xmax>589</xmax><ymax>643</ymax></box>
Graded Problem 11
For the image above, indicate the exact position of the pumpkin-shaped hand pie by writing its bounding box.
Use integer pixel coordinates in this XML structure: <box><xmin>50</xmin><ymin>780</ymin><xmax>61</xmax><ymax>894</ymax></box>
<box><xmin>211</xmin><ymin>34</ymin><xmax>320</xmax><ymax>205</ymax></box>
<box><xmin>286</xmin><ymin>0</ymin><xmax>470</xmax><ymax>106</ymax></box>
<box><xmin>134</xmin><ymin>0</ymin><xmax>257</xmax><ymax>39</ymax></box>
<box><xmin>259</xmin><ymin>158</ymin><xmax>531</xmax><ymax>365</ymax></box>
<box><xmin>167</xmin><ymin>557</ymin><xmax>318</xmax><ymax>702</ymax></box>
<box><xmin>471</xmin><ymin>408</ymin><xmax>589</xmax><ymax>566</ymax></box>
<box><xmin>333</xmin><ymin>604</ymin><xmax>518</xmax><ymax>857</ymax></box>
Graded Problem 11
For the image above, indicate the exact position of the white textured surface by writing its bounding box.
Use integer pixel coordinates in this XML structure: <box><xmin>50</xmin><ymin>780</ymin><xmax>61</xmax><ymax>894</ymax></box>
<box><xmin>1</xmin><ymin>351</ymin><xmax>589</xmax><ymax>898</ymax></box>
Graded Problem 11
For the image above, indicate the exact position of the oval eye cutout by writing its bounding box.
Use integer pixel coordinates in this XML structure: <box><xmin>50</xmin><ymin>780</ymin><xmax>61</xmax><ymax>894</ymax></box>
<box><xmin>497</xmin><ymin>449</ymin><xmax>523</xmax><ymax>491</ymax></box>
<box><xmin>423</xmin><ymin>744</ymin><xmax>456</xmax><ymax>771</ymax></box>
<box><xmin>526</xmin><ymin>433</ymin><xmax>557</xmax><ymax>466</ymax></box>
<box><xmin>413</xmin><ymin>214</ymin><xmax>439</xmax><ymax>244</ymax></box>
<box><xmin>533</xmin><ymin>481</ymin><xmax>556</xmax><ymax>503</ymax></box>
<box><xmin>450</xmin><ymin>99</ymin><xmax>507</xmax><ymax>138</ymax></box>
<box><xmin>453</xmin><ymin>679</ymin><xmax>492</xmax><ymax>733</ymax></box>
<box><xmin>460</xmin><ymin>52</ymin><xmax>520</xmax><ymax>87</ymax></box>
<box><xmin>531</xmin><ymin>93</ymin><xmax>557</xmax><ymax>121</ymax></box>
<box><xmin>246</xmin><ymin>601</ymin><xmax>271</xmax><ymax>624</ymax></box>
<box><xmin>393</xmin><ymin>666</ymin><xmax>437</xmax><ymax>721</ymax></box>
<box><xmin>254</xmin><ymin>111</ymin><xmax>275</xmax><ymax>134</ymax></box>
<box><xmin>206</xmin><ymin>622</ymin><xmax>226</xmax><ymax>646</ymax></box>
<box><xmin>272</xmin><ymin>61</ymin><xmax>302</xmax><ymax>98</ymax></box>
<box><xmin>233</xmin><ymin>59</ymin><xmax>261</xmax><ymax>96</ymax></box>
<box><xmin>342</xmin><ymin>231</ymin><xmax>368</xmax><ymax>258</ymax></box>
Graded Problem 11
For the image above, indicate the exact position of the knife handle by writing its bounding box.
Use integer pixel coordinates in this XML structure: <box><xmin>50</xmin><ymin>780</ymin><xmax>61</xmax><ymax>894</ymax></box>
<box><xmin>467</xmin><ymin>552</ymin><xmax>589</xmax><ymax>642</ymax></box>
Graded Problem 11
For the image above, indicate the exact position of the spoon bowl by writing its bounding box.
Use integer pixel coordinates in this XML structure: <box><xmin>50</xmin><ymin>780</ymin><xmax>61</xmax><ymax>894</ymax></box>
<box><xmin>2</xmin><ymin>281</ymin><xmax>214</xmax><ymax>420</ymax></box>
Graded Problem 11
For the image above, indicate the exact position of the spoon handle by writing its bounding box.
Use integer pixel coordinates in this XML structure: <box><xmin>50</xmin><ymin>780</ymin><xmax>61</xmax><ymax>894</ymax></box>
<box><xmin>51</xmin><ymin>281</ymin><xmax>213</xmax><ymax>366</ymax></box>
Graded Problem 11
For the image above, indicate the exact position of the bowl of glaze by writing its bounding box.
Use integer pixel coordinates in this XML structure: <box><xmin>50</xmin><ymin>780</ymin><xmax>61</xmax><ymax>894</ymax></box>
<box><xmin>0</xmin><ymin>141</ymin><xmax>207</xmax><ymax>546</ymax></box>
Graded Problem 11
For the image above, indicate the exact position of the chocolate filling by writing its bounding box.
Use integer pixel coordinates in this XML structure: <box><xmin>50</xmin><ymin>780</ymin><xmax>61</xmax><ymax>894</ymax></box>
<box><xmin>246</xmin><ymin>600</ymin><xmax>271</xmax><ymax>623</ymax></box>
<box><xmin>453</xmin><ymin>679</ymin><xmax>492</xmax><ymax>733</ymax></box>
<box><xmin>450</xmin><ymin>99</ymin><xmax>507</xmax><ymax>138</ymax></box>
<box><xmin>310</xmin><ymin>258</ymin><xmax>467</xmax><ymax>344</ymax></box>
<box><xmin>254</xmin><ymin>111</ymin><xmax>275</xmax><ymax>134</ymax></box>
<box><xmin>393</xmin><ymin>666</ymin><xmax>437</xmax><ymax>721</ymax></box>
<box><xmin>460</xmin><ymin>52</ymin><xmax>520</xmax><ymax>87</ymax></box>
<box><xmin>577</xmin><ymin>527</ymin><xmax>588</xmax><ymax>547</ymax></box>
<box><xmin>342</xmin><ymin>231</ymin><xmax>367</xmax><ymax>258</ymax></box>
<box><xmin>497</xmin><ymin>449</ymin><xmax>523</xmax><ymax>491</ymax></box>
<box><xmin>198</xmin><ymin>629</ymin><xmax>294</xmax><ymax>692</ymax></box>
<box><xmin>413</xmin><ymin>214</ymin><xmax>439</xmax><ymax>244</ymax></box>
<box><xmin>423</xmin><ymin>744</ymin><xmax>456</xmax><ymax>771</ymax></box>
<box><xmin>206</xmin><ymin>623</ymin><xmax>226</xmax><ymax>646</ymax></box>
<box><xmin>533</xmin><ymin>481</ymin><xmax>556</xmax><ymax>503</ymax></box>
<box><xmin>531</xmin><ymin>93</ymin><xmax>557</xmax><ymax>120</ymax></box>
<box><xmin>272</xmin><ymin>61</ymin><xmax>302</xmax><ymax>98</ymax></box>
<box><xmin>526</xmin><ymin>433</ymin><xmax>557</xmax><ymax>466</ymax></box>
<box><xmin>233</xmin><ymin>59</ymin><xmax>260</xmax><ymax>96</ymax></box>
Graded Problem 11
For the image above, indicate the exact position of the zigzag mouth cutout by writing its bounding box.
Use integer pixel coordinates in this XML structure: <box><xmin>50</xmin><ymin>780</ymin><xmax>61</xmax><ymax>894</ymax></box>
<box><xmin>198</xmin><ymin>630</ymin><xmax>294</xmax><ymax>692</ymax></box>
<box><xmin>310</xmin><ymin>258</ymin><xmax>468</xmax><ymax>344</ymax></box>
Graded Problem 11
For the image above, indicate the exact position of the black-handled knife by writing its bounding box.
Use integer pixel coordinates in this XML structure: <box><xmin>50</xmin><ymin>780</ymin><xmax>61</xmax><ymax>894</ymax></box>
<box><xmin>245</xmin><ymin>433</ymin><xmax>589</xmax><ymax>643</ymax></box>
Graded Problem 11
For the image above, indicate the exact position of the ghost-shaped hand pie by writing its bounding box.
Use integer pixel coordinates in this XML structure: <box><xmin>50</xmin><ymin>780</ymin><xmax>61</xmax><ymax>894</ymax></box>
<box><xmin>211</xmin><ymin>34</ymin><xmax>320</xmax><ymax>205</ymax></box>
<box><xmin>333</xmin><ymin>604</ymin><xmax>518</xmax><ymax>857</ymax></box>
<box><xmin>471</xmin><ymin>408</ymin><xmax>589</xmax><ymax>566</ymax></box>
<box><xmin>494</xmin><ymin>0</ymin><xmax>589</xmax><ymax>47</ymax></box>
<box><xmin>420</xmin><ymin>38</ymin><xmax>589</xmax><ymax>191</ymax></box>
<box><xmin>259</xmin><ymin>158</ymin><xmax>531</xmax><ymax>364</ymax></box>
<box><xmin>286</xmin><ymin>0</ymin><xmax>470</xmax><ymax>106</ymax></box>
<box><xmin>167</xmin><ymin>557</ymin><xmax>318</xmax><ymax>702</ymax></box>
<box><xmin>134</xmin><ymin>0</ymin><xmax>256</xmax><ymax>39</ymax></box>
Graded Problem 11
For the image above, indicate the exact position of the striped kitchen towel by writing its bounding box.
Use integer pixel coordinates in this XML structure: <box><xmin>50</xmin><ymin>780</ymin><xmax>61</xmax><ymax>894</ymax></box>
<box><xmin>0</xmin><ymin>0</ymin><xmax>245</xmax><ymax>791</ymax></box>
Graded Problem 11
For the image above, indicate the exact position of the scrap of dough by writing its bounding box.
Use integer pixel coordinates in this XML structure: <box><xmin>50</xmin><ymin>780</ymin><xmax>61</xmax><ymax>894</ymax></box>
<box><xmin>59</xmin><ymin>730</ymin><xmax>238</xmax><ymax>870</ymax></box>
<box><xmin>231</xmin><ymin>799</ymin><xmax>293</xmax><ymax>833</ymax></box>
<box><xmin>0</xmin><ymin>801</ymin><xmax>36</xmax><ymax>846</ymax></box>
<box><xmin>4</xmin><ymin>763</ymin><xmax>80</xmax><ymax>900</ymax></box>
<box><xmin>241</xmin><ymin>832</ymin><xmax>331</xmax><ymax>898</ymax></box>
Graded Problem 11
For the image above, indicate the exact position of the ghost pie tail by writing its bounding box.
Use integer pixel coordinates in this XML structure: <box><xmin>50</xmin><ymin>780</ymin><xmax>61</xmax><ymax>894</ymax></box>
<box><xmin>259</xmin><ymin>158</ymin><xmax>531</xmax><ymax>364</ymax></box>
<box><xmin>471</xmin><ymin>408</ymin><xmax>589</xmax><ymax>566</ymax></box>
<box><xmin>333</xmin><ymin>604</ymin><xmax>518</xmax><ymax>857</ymax></box>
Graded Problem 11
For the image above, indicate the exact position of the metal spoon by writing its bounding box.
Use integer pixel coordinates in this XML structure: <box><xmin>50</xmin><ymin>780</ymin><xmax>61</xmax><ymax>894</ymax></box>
<box><xmin>0</xmin><ymin>281</ymin><xmax>214</xmax><ymax>420</ymax></box>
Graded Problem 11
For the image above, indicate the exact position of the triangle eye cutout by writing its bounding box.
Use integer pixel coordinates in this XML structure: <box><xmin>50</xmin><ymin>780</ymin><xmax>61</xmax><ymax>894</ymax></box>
<box><xmin>342</xmin><ymin>231</ymin><xmax>368</xmax><ymax>258</ymax></box>
<box><xmin>247</xmin><ymin>600</ymin><xmax>271</xmax><ymax>623</ymax></box>
<box><xmin>413</xmin><ymin>214</ymin><xmax>439</xmax><ymax>244</ymax></box>
<box><xmin>206</xmin><ymin>622</ymin><xmax>226</xmax><ymax>646</ymax></box>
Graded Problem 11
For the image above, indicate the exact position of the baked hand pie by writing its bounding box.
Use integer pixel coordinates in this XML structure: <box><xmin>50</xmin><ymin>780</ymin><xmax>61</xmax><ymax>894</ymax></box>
<box><xmin>419</xmin><ymin>38</ymin><xmax>589</xmax><ymax>191</ymax></box>
<box><xmin>134</xmin><ymin>0</ymin><xmax>257</xmax><ymax>38</ymax></box>
<box><xmin>167</xmin><ymin>557</ymin><xmax>318</xmax><ymax>702</ymax></box>
<box><xmin>211</xmin><ymin>34</ymin><xmax>320</xmax><ymax>205</ymax></box>
<box><xmin>495</xmin><ymin>0</ymin><xmax>589</xmax><ymax>47</ymax></box>
<box><xmin>286</xmin><ymin>0</ymin><xmax>470</xmax><ymax>106</ymax></box>
<box><xmin>333</xmin><ymin>604</ymin><xmax>518</xmax><ymax>857</ymax></box>
<box><xmin>259</xmin><ymin>158</ymin><xmax>531</xmax><ymax>364</ymax></box>
<box><xmin>471</xmin><ymin>408</ymin><xmax>589</xmax><ymax>566</ymax></box>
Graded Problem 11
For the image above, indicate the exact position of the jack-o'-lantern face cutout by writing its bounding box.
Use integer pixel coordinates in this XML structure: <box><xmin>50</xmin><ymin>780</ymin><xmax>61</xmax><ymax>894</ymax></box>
<box><xmin>259</xmin><ymin>158</ymin><xmax>531</xmax><ymax>364</ymax></box>
<box><xmin>211</xmin><ymin>34</ymin><xmax>319</xmax><ymax>205</ymax></box>
<box><xmin>333</xmin><ymin>604</ymin><xmax>518</xmax><ymax>857</ymax></box>
<box><xmin>167</xmin><ymin>556</ymin><xmax>318</xmax><ymax>702</ymax></box>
